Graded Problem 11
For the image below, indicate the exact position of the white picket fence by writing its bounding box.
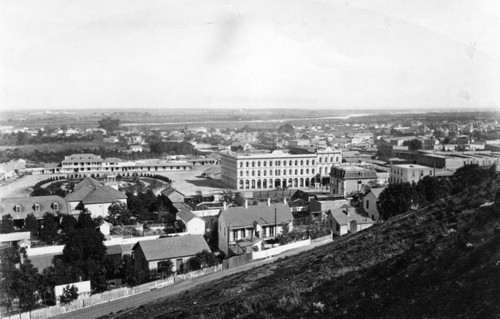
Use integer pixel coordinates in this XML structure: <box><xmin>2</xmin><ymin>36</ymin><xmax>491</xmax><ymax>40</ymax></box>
<box><xmin>2</xmin><ymin>264</ymin><xmax>222</xmax><ymax>319</ymax></box>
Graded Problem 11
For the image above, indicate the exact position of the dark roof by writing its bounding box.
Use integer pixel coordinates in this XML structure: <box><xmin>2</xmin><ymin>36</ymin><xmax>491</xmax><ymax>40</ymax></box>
<box><xmin>62</xmin><ymin>154</ymin><xmax>103</xmax><ymax>163</ymax></box>
<box><xmin>133</xmin><ymin>235</ymin><xmax>210</xmax><ymax>261</ymax></box>
<box><xmin>220</xmin><ymin>203</ymin><xmax>293</xmax><ymax>228</ymax></box>
<box><xmin>0</xmin><ymin>195</ymin><xmax>67</xmax><ymax>219</ymax></box>
<box><xmin>177</xmin><ymin>208</ymin><xmax>197</xmax><ymax>223</ymax></box>
<box><xmin>368</xmin><ymin>188</ymin><xmax>385</xmax><ymax>198</ymax></box>
<box><xmin>30</xmin><ymin>253</ymin><xmax>58</xmax><ymax>273</ymax></box>
<box><xmin>65</xmin><ymin>185</ymin><xmax>127</xmax><ymax>204</ymax></box>
<box><xmin>73</xmin><ymin>177</ymin><xmax>102</xmax><ymax>192</ymax></box>
<box><xmin>106</xmin><ymin>244</ymin><xmax>123</xmax><ymax>256</ymax></box>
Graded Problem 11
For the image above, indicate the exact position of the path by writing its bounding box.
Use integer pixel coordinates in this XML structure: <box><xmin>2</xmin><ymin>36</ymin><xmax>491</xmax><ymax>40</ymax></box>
<box><xmin>51</xmin><ymin>239</ymin><xmax>333</xmax><ymax>319</ymax></box>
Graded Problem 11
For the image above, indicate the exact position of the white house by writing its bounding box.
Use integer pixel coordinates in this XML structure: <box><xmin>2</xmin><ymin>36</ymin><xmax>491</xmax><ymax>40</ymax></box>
<box><xmin>363</xmin><ymin>188</ymin><xmax>385</xmax><ymax>221</ymax></box>
<box><xmin>218</xmin><ymin>201</ymin><xmax>294</xmax><ymax>255</ymax></box>
<box><xmin>65</xmin><ymin>177</ymin><xmax>127</xmax><ymax>218</ymax></box>
<box><xmin>175</xmin><ymin>204</ymin><xmax>206</xmax><ymax>235</ymax></box>
<box><xmin>327</xmin><ymin>209</ymin><xmax>374</xmax><ymax>237</ymax></box>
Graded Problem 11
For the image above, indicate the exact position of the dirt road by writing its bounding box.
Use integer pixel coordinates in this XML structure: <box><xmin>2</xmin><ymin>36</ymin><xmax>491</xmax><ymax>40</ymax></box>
<box><xmin>0</xmin><ymin>174</ymin><xmax>65</xmax><ymax>198</ymax></box>
<box><xmin>51</xmin><ymin>239</ymin><xmax>333</xmax><ymax>319</ymax></box>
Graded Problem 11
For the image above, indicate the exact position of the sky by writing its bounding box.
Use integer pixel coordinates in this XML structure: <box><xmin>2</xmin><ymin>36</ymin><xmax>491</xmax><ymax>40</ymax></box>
<box><xmin>1</xmin><ymin>0</ymin><xmax>499</xmax><ymax>111</ymax></box>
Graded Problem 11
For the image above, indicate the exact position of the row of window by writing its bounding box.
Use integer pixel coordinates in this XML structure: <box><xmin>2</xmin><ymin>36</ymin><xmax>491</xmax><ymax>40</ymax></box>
<box><xmin>238</xmin><ymin>157</ymin><xmax>340</xmax><ymax>168</ymax></box>
<box><xmin>239</xmin><ymin>168</ymin><xmax>315</xmax><ymax>177</ymax></box>
<box><xmin>13</xmin><ymin>202</ymin><xmax>59</xmax><ymax>213</ymax></box>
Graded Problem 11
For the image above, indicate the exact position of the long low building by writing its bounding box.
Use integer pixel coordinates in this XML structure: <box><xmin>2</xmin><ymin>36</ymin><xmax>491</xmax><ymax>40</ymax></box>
<box><xmin>27</xmin><ymin>154</ymin><xmax>195</xmax><ymax>175</ymax></box>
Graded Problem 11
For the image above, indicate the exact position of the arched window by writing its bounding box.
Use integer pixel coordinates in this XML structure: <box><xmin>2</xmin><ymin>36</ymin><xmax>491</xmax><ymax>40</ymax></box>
<box><xmin>300</xmin><ymin>160</ymin><xmax>304</xmax><ymax>165</ymax></box>
<box><xmin>312</xmin><ymin>160</ymin><xmax>315</xmax><ymax>165</ymax></box>
<box><xmin>240</xmin><ymin>171</ymin><xmax>243</xmax><ymax>176</ymax></box>
<box><xmin>252</xmin><ymin>171</ymin><xmax>255</xmax><ymax>176</ymax></box>
<box><xmin>34</xmin><ymin>203</ymin><xmax>40</xmax><ymax>212</ymax></box>
<box><xmin>289</xmin><ymin>160</ymin><xmax>292</xmax><ymax>166</ymax></box>
<box><xmin>240</xmin><ymin>162</ymin><xmax>243</xmax><ymax>168</ymax></box>
<box><xmin>306</xmin><ymin>160</ymin><xmax>309</xmax><ymax>165</ymax></box>
<box><xmin>246</xmin><ymin>161</ymin><xmax>249</xmax><ymax>168</ymax></box>
<box><xmin>319</xmin><ymin>157</ymin><xmax>322</xmax><ymax>163</ymax></box>
<box><xmin>52</xmin><ymin>202</ymin><xmax>59</xmax><ymax>211</ymax></box>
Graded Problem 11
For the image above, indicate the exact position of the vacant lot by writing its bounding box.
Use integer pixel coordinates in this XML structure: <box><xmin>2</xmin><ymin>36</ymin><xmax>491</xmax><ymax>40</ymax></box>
<box><xmin>0</xmin><ymin>174</ymin><xmax>66</xmax><ymax>198</ymax></box>
<box><xmin>151</xmin><ymin>165</ymin><xmax>226</xmax><ymax>196</ymax></box>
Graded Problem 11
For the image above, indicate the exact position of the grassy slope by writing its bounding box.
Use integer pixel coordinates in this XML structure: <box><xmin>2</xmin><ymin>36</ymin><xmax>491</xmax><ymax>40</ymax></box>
<box><xmin>108</xmin><ymin>181</ymin><xmax>500</xmax><ymax>319</ymax></box>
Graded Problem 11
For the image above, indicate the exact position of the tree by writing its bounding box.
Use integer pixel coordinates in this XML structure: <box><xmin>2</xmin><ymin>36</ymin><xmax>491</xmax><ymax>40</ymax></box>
<box><xmin>0</xmin><ymin>246</ymin><xmax>21</xmax><ymax>311</ymax></box>
<box><xmin>31</xmin><ymin>185</ymin><xmax>51</xmax><ymax>196</ymax></box>
<box><xmin>121</xmin><ymin>254</ymin><xmax>146</xmax><ymax>286</ymax></box>
<box><xmin>12</xmin><ymin>257</ymin><xmax>41</xmax><ymax>311</ymax></box>
<box><xmin>59</xmin><ymin>285</ymin><xmax>79</xmax><ymax>305</ymax></box>
<box><xmin>376</xmin><ymin>183</ymin><xmax>414</xmax><ymax>220</ymax></box>
<box><xmin>402</xmin><ymin>139</ymin><xmax>423</xmax><ymax>151</ymax></box>
<box><xmin>0</xmin><ymin>214</ymin><xmax>15</xmax><ymax>233</ymax></box>
<box><xmin>24</xmin><ymin>213</ymin><xmax>39</xmax><ymax>237</ymax></box>
<box><xmin>77</xmin><ymin>210</ymin><xmax>97</xmax><ymax>230</ymax></box>
<box><xmin>39</xmin><ymin>213</ymin><xmax>59</xmax><ymax>244</ymax></box>
<box><xmin>62</xmin><ymin>226</ymin><xmax>107</xmax><ymax>292</ymax></box>
<box><xmin>106</xmin><ymin>202</ymin><xmax>133</xmax><ymax>226</ymax></box>
<box><xmin>98</xmin><ymin>117</ymin><xmax>120</xmax><ymax>134</ymax></box>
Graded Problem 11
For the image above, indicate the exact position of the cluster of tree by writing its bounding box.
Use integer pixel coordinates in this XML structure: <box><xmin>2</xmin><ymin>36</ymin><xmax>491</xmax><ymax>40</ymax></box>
<box><xmin>98</xmin><ymin>117</ymin><xmax>121</xmax><ymax>134</ymax></box>
<box><xmin>148</xmin><ymin>140</ymin><xmax>198</xmax><ymax>156</ymax></box>
<box><xmin>0</xmin><ymin>131</ymin><xmax>102</xmax><ymax>147</ymax></box>
<box><xmin>31</xmin><ymin>182</ymin><xmax>67</xmax><ymax>197</ymax></box>
<box><xmin>376</xmin><ymin>164</ymin><xmax>497</xmax><ymax>220</ymax></box>
<box><xmin>402</xmin><ymin>139</ymin><xmax>423</xmax><ymax>151</ymax></box>
<box><xmin>277</xmin><ymin>123</ymin><xmax>295</xmax><ymax>135</ymax></box>
<box><xmin>0</xmin><ymin>145</ymin><xmax>161</xmax><ymax>165</ymax></box>
<box><xmin>178</xmin><ymin>250</ymin><xmax>219</xmax><ymax>274</ymax></box>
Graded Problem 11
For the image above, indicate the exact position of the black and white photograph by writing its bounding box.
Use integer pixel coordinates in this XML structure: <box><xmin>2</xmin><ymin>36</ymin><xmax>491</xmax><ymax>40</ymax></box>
<box><xmin>1</xmin><ymin>0</ymin><xmax>499</xmax><ymax>318</ymax></box>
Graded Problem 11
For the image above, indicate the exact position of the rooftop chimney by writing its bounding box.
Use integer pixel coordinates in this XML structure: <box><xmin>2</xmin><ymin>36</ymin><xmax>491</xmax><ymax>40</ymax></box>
<box><xmin>267</xmin><ymin>198</ymin><xmax>271</xmax><ymax>206</ymax></box>
<box><xmin>283</xmin><ymin>197</ymin><xmax>287</xmax><ymax>205</ymax></box>
<box><xmin>223</xmin><ymin>201</ymin><xmax>227</xmax><ymax>210</ymax></box>
<box><xmin>245</xmin><ymin>199</ymin><xmax>248</xmax><ymax>208</ymax></box>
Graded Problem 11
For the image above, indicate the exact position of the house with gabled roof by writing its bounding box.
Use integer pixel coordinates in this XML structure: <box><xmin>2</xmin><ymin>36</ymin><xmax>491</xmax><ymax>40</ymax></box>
<box><xmin>161</xmin><ymin>187</ymin><xmax>185</xmax><ymax>204</ymax></box>
<box><xmin>132</xmin><ymin>235</ymin><xmax>210</xmax><ymax>273</ymax></box>
<box><xmin>326</xmin><ymin>208</ymin><xmax>374</xmax><ymax>236</ymax></box>
<box><xmin>0</xmin><ymin>195</ymin><xmax>67</xmax><ymax>223</ymax></box>
<box><xmin>363</xmin><ymin>187</ymin><xmax>385</xmax><ymax>221</ymax></box>
<box><xmin>65</xmin><ymin>177</ymin><xmax>127</xmax><ymax>218</ymax></box>
<box><xmin>218</xmin><ymin>201</ymin><xmax>293</xmax><ymax>255</ymax></box>
<box><xmin>173</xmin><ymin>202</ymin><xmax>205</xmax><ymax>235</ymax></box>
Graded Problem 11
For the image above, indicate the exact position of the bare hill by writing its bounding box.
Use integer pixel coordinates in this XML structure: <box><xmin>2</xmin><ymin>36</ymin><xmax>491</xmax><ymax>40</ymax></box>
<box><xmin>105</xmin><ymin>179</ymin><xmax>500</xmax><ymax>319</ymax></box>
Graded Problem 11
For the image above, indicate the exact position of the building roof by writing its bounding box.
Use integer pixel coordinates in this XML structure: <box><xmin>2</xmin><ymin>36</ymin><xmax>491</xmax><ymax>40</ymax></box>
<box><xmin>62</xmin><ymin>153</ymin><xmax>103</xmax><ymax>163</ymax></box>
<box><xmin>176</xmin><ymin>208</ymin><xmax>197</xmax><ymax>223</ymax></box>
<box><xmin>65</xmin><ymin>185</ymin><xmax>127</xmax><ymax>204</ymax></box>
<box><xmin>161</xmin><ymin>188</ymin><xmax>186</xmax><ymax>204</ymax></box>
<box><xmin>368</xmin><ymin>187</ymin><xmax>385</xmax><ymax>198</ymax></box>
<box><xmin>106</xmin><ymin>244</ymin><xmax>123</xmax><ymax>256</ymax></box>
<box><xmin>104</xmin><ymin>157</ymin><xmax>123</xmax><ymax>163</ymax></box>
<box><xmin>132</xmin><ymin>235</ymin><xmax>210</xmax><ymax>261</ymax></box>
<box><xmin>220</xmin><ymin>203</ymin><xmax>293</xmax><ymax>228</ymax></box>
<box><xmin>328</xmin><ymin>209</ymin><xmax>374</xmax><ymax>225</ymax></box>
<box><xmin>73</xmin><ymin>177</ymin><xmax>102</xmax><ymax>192</ymax></box>
<box><xmin>331</xmin><ymin>166</ymin><xmax>378</xmax><ymax>180</ymax></box>
<box><xmin>0</xmin><ymin>195</ymin><xmax>67</xmax><ymax>219</ymax></box>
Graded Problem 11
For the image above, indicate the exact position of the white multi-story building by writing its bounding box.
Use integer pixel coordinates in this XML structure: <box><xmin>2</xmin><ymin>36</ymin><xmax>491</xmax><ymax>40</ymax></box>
<box><xmin>389</xmin><ymin>164</ymin><xmax>434</xmax><ymax>184</ymax></box>
<box><xmin>220</xmin><ymin>147</ymin><xmax>341</xmax><ymax>190</ymax></box>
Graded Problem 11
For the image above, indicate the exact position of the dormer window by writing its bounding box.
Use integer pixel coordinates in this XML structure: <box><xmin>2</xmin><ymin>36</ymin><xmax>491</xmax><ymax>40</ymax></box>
<box><xmin>34</xmin><ymin>203</ymin><xmax>40</xmax><ymax>212</ymax></box>
<box><xmin>53</xmin><ymin>202</ymin><xmax>59</xmax><ymax>211</ymax></box>
<box><xmin>14</xmin><ymin>205</ymin><xmax>21</xmax><ymax>213</ymax></box>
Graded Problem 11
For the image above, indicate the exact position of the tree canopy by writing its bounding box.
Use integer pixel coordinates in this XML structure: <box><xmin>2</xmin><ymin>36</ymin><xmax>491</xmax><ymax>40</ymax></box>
<box><xmin>98</xmin><ymin>117</ymin><xmax>120</xmax><ymax>134</ymax></box>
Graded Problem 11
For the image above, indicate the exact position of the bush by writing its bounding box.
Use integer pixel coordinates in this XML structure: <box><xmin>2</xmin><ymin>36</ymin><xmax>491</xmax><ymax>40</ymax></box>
<box><xmin>59</xmin><ymin>285</ymin><xmax>79</xmax><ymax>305</ymax></box>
